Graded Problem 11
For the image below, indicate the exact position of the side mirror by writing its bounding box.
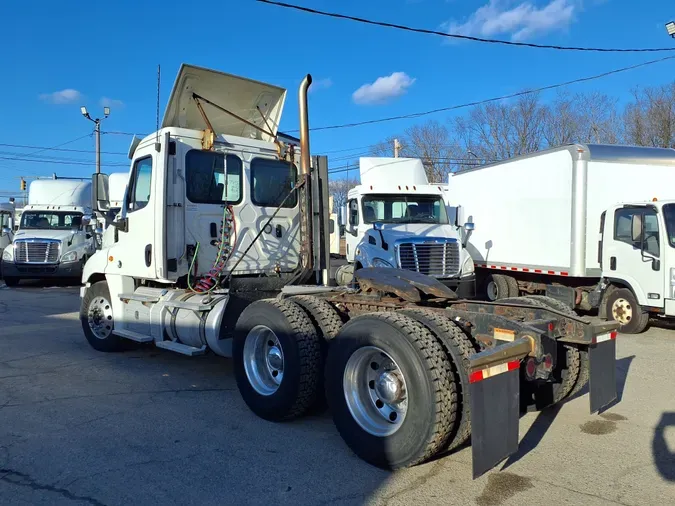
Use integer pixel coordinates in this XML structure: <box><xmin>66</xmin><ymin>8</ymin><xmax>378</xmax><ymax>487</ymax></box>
<box><xmin>652</xmin><ymin>258</ymin><xmax>661</xmax><ymax>271</ymax></box>
<box><xmin>464</xmin><ymin>222</ymin><xmax>475</xmax><ymax>232</ymax></box>
<box><xmin>95</xmin><ymin>227</ymin><xmax>103</xmax><ymax>236</ymax></box>
<box><xmin>92</xmin><ymin>173</ymin><xmax>110</xmax><ymax>212</ymax></box>
<box><xmin>81</xmin><ymin>215</ymin><xmax>92</xmax><ymax>226</ymax></box>
<box><xmin>631</xmin><ymin>214</ymin><xmax>642</xmax><ymax>242</ymax></box>
<box><xmin>373</xmin><ymin>222</ymin><xmax>384</xmax><ymax>231</ymax></box>
<box><xmin>455</xmin><ymin>205</ymin><xmax>466</xmax><ymax>227</ymax></box>
<box><xmin>1</xmin><ymin>226</ymin><xmax>11</xmax><ymax>236</ymax></box>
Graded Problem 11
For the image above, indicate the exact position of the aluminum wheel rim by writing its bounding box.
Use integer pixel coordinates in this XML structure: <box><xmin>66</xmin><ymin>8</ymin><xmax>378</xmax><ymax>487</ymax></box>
<box><xmin>87</xmin><ymin>296</ymin><xmax>113</xmax><ymax>339</ymax></box>
<box><xmin>343</xmin><ymin>346</ymin><xmax>408</xmax><ymax>437</ymax></box>
<box><xmin>612</xmin><ymin>298</ymin><xmax>633</xmax><ymax>325</ymax></box>
<box><xmin>243</xmin><ymin>325</ymin><xmax>284</xmax><ymax>396</ymax></box>
<box><xmin>486</xmin><ymin>281</ymin><xmax>498</xmax><ymax>301</ymax></box>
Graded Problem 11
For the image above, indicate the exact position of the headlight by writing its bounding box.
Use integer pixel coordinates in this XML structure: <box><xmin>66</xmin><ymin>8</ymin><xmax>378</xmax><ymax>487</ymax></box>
<box><xmin>2</xmin><ymin>247</ymin><xmax>12</xmax><ymax>261</ymax></box>
<box><xmin>461</xmin><ymin>256</ymin><xmax>475</xmax><ymax>276</ymax></box>
<box><xmin>61</xmin><ymin>251</ymin><xmax>78</xmax><ymax>263</ymax></box>
<box><xmin>372</xmin><ymin>258</ymin><xmax>394</xmax><ymax>268</ymax></box>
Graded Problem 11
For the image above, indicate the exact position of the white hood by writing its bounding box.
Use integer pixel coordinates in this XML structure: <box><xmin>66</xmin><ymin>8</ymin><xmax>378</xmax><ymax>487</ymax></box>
<box><xmin>162</xmin><ymin>64</ymin><xmax>286</xmax><ymax>142</ymax></box>
<box><xmin>376</xmin><ymin>224</ymin><xmax>461</xmax><ymax>244</ymax></box>
<box><xmin>13</xmin><ymin>229</ymin><xmax>75</xmax><ymax>242</ymax></box>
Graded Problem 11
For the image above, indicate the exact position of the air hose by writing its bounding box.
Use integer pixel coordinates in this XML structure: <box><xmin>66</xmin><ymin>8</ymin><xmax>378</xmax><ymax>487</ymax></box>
<box><xmin>187</xmin><ymin>204</ymin><xmax>236</xmax><ymax>294</ymax></box>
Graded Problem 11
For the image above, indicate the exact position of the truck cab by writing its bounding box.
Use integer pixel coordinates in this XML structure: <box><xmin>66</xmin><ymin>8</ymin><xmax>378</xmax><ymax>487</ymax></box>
<box><xmin>344</xmin><ymin>157</ymin><xmax>475</xmax><ymax>298</ymax></box>
<box><xmin>0</xmin><ymin>202</ymin><xmax>15</xmax><ymax>266</ymax></box>
<box><xmin>1</xmin><ymin>180</ymin><xmax>95</xmax><ymax>287</ymax></box>
<box><xmin>599</xmin><ymin>199</ymin><xmax>675</xmax><ymax>332</ymax></box>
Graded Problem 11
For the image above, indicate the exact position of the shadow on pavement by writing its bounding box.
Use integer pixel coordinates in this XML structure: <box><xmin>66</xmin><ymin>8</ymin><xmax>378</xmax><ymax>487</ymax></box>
<box><xmin>653</xmin><ymin>412</ymin><xmax>675</xmax><ymax>481</ymax></box>
<box><xmin>500</xmin><ymin>354</ymin><xmax>635</xmax><ymax>470</ymax></box>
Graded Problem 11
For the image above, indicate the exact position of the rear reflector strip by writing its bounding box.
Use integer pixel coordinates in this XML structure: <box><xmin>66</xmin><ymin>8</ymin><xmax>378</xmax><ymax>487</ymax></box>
<box><xmin>476</xmin><ymin>263</ymin><xmax>569</xmax><ymax>277</ymax></box>
<box><xmin>593</xmin><ymin>331</ymin><xmax>618</xmax><ymax>344</ymax></box>
<box><xmin>469</xmin><ymin>360</ymin><xmax>520</xmax><ymax>383</ymax></box>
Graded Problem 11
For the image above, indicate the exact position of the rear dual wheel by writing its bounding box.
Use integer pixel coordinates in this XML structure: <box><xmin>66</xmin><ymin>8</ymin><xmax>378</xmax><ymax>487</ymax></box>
<box><xmin>483</xmin><ymin>273</ymin><xmax>518</xmax><ymax>301</ymax></box>
<box><xmin>325</xmin><ymin>312</ymin><xmax>460</xmax><ymax>469</ymax></box>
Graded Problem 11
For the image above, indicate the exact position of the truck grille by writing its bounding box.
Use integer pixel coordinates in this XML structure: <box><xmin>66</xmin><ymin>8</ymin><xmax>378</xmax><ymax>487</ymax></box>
<box><xmin>397</xmin><ymin>240</ymin><xmax>461</xmax><ymax>277</ymax></box>
<box><xmin>14</xmin><ymin>240</ymin><xmax>60</xmax><ymax>264</ymax></box>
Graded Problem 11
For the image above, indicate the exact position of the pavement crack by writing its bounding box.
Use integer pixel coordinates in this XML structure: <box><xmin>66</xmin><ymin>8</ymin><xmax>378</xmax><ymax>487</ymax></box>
<box><xmin>0</xmin><ymin>467</ymin><xmax>107</xmax><ymax>506</ymax></box>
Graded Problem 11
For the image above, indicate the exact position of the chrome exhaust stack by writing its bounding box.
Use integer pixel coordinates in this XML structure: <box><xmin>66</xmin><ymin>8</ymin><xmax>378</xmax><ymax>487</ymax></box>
<box><xmin>298</xmin><ymin>74</ymin><xmax>312</xmax><ymax>176</ymax></box>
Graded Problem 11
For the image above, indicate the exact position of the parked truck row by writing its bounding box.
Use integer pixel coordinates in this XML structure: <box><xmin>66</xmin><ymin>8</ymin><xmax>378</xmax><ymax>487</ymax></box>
<box><xmin>70</xmin><ymin>63</ymin><xmax>619</xmax><ymax>478</ymax></box>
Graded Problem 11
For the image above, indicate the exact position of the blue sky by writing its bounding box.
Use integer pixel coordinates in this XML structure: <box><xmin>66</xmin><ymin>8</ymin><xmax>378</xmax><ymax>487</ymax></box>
<box><xmin>0</xmin><ymin>0</ymin><xmax>674</xmax><ymax>196</ymax></box>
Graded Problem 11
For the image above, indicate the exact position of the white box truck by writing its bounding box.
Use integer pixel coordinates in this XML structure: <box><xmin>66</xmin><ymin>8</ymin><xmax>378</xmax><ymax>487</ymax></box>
<box><xmin>446</xmin><ymin>143</ymin><xmax>675</xmax><ymax>333</ymax></box>
<box><xmin>341</xmin><ymin>157</ymin><xmax>476</xmax><ymax>297</ymax></box>
<box><xmin>1</xmin><ymin>179</ymin><xmax>96</xmax><ymax>286</ymax></box>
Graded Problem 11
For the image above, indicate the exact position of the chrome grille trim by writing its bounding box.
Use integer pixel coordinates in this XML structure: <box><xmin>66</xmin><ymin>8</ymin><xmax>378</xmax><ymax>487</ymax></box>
<box><xmin>14</xmin><ymin>239</ymin><xmax>61</xmax><ymax>264</ymax></box>
<box><xmin>396</xmin><ymin>239</ymin><xmax>460</xmax><ymax>278</ymax></box>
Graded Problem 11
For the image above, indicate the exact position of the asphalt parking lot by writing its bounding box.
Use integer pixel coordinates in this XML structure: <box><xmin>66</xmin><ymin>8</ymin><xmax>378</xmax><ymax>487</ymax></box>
<box><xmin>1</xmin><ymin>281</ymin><xmax>674</xmax><ymax>505</ymax></box>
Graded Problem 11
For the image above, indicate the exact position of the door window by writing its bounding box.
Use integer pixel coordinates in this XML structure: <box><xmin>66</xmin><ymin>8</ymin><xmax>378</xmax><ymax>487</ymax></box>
<box><xmin>251</xmin><ymin>158</ymin><xmax>297</xmax><ymax>208</ymax></box>
<box><xmin>186</xmin><ymin>150</ymin><xmax>242</xmax><ymax>204</ymax></box>
<box><xmin>127</xmin><ymin>156</ymin><xmax>153</xmax><ymax>212</ymax></box>
<box><xmin>614</xmin><ymin>207</ymin><xmax>660</xmax><ymax>257</ymax></box>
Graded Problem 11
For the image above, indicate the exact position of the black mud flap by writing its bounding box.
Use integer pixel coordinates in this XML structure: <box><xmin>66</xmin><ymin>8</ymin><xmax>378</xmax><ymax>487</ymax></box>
<box><xmin>469</xmin><ymin>366</ymin><xmax>520</xmax><ymax>479</ymax></box>
<box><xmin>588</xmin><ymin>337</ymin><xmax>617</xmax><ymax>414</ymax></box>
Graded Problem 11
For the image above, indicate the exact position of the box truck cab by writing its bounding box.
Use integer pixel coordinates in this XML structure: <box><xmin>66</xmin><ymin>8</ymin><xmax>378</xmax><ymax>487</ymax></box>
<box><xmin>599</xmin><ymin>199</ymin><xmax>675</xmax><ymax>332</ymax></box>
<box><xmin>343</xmin><ymin>157</ymin><xmax>476</xmax><ymax>298</ymax></box>
<box><xmin>1</xmin><ymin>180</ymin><xmax>95</xmax><ymax>287</ymax></box>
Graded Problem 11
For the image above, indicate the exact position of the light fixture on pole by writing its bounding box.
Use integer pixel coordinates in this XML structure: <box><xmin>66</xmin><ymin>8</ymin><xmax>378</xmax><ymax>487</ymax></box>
<box><xmin>666</xmin><ymin>21</ymin><xmax>675</xmax><ymax>38</ymax></box>
<box><xmin>80</xmin><ymin>106</ymin><xmax>111</xmax><ymax>174</ymax></box>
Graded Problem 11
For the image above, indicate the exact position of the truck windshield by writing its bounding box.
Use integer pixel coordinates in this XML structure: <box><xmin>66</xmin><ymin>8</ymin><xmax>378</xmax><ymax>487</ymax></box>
<box><xmin>361</xmin><ymin>195</ymin><xmax>448</xmax><ymax>224</ymax></box>
<box><xmin>20</xmin><ymin>211</ymin><xmax>83</xmax><ymax>230</ymax></box>
<box><xmin>662</xmin><ymin>204</ymin><xmax>675</xmax><ymax>247</ymax></box>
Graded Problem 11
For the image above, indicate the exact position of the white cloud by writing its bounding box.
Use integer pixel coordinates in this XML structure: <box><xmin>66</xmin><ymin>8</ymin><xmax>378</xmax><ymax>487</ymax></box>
<box><xmin>352</xmin><ymin>72</ymin><xmax>416</xmax><ymax>105</ymax></box>
<box><xmin>100</xmin><ymin>97</ymin><xmax>124</xmax><ymax>108</ymax></box>
<box><xmin>309</xmin><ymin>78</ymin><xmax>333</xmax><ymax>93</ymax></box>
<box><xmin>443</xmin><ymin>0</ymin><xmax>576</xmax><ymax>42</ymax></box>
<box><xmin>38</xmin><ymin>89</ymin><xmax>82</xmax><ymax>104</ymax></box>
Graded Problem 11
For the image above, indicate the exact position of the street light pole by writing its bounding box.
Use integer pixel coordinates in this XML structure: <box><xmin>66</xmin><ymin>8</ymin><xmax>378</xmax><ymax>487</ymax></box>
<box><xmin>81</xmin><ymin>106</ymin><xmax>110</xmax><ymax>174</ymax></box>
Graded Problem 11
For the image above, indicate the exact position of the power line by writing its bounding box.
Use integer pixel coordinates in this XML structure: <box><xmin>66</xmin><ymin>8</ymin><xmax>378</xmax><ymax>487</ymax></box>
<box><xmin>258</xmin><ymin>0</ymin><xmax>675</xmax><ymax>53</ymax></box>
<box><xmin>0</xmin><ymin>143</ymin><xmax>127</xmax><ymax>156</ymax></box>
<box><xmin>291</xmin><ymin>55</ymin><xmax>675</xmax><ymax>132</ymax></box>
<box><xmin>0</xmin><ymin>155</ymin><xmax>128</xmax><ymax>167</ymax></box>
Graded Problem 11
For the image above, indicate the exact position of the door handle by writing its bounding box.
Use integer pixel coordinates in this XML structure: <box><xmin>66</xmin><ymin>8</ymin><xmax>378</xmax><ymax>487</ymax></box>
<box><xmin>610</xmin><ymin>256</ymin><xmax>616</xmax><ymax>270</ymax></box>
<box><xmin>275</xmin><ymin>224</ymin><xmax>283</xmax><ymax>238</ymax></box>
<box><xmin>145</xmin><ymin>244</ymin><xmax>152</xmax><ymax>267</ymax></box>
<box><xmin>210</xmin><ymin>222</ymin><xmax>217</xmax><ymax>238</ymax></box>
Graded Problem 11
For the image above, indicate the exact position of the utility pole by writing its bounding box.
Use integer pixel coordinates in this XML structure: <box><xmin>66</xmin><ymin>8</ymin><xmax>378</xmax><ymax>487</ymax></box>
<box><xmin>394</xmin><ymin>138</ymin><xmax>401</xmax><ymax>158</ymax></box>
<box><xmin>80</xmin><ymin>106</ymin><xmax>110</xmax><ymax>173</ymax></box>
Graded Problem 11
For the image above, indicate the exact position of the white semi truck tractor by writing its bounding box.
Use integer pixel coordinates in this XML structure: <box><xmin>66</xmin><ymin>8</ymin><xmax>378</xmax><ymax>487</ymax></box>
<box><xmin>1</xmin><ymin>180</ymin><xmax>95</xmax><ymax>286</ymax></box>
<box><xmin>339</xmin><ymin>157</ymin><xmax>476</xmax><ymax>298</ymax></box>
<box><xmin>447</xmin><ymin>144</ymin><xmax>675</xmax><ymax>334</ymax></box>
<box><xmin>79</xmin><ymin>63</ymin><xmax>620</xmax><ymax>478</ymax></box>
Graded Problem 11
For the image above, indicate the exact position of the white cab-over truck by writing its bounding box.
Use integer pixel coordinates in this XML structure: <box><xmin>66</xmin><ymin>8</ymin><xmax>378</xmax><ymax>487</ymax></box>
<box><xmin>342</xmin><ymin>157</ymin><xmax>476</xmax><ymax>298</ymax></box>
<box><xmin>447</xmin><ymin>143</ymin><xmax>675</xmax><ymax>334</ymax></box>
<box><xmin>80</xmin><ymin>63</ymin><xmax>620</xmax><ymax>478</ymax></box>
<box><xmin>2</xmin><ymin>180</ymin><xmax>95</xmax><ymax>286</ymax></box>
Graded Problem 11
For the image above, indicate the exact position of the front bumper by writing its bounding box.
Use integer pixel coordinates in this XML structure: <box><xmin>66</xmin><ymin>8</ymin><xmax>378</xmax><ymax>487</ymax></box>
<box><xmin>440</xmin><ymin>274</ymin><xmax>476</xmax><ymax>299</ymax></box>
<box><xmin>1</xmin><ymin>260</ymin><xmax>83</xmax><ymax>279</ymax></box>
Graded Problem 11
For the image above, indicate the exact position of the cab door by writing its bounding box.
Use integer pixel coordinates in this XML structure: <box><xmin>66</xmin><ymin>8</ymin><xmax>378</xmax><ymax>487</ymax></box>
<box><xmin>110</xmin><ymin>147</ymin><xmax>157</xmax><ymax>280</ymax></box>
<box><xmin>345</xmin><ymin>198</ymin><xmax>360</xmax><ymax>262</ymax></box>
<box><xmin>603</xmin><ymin>206</ymin><xmax>663</xmax><ymax>305</ymax></box>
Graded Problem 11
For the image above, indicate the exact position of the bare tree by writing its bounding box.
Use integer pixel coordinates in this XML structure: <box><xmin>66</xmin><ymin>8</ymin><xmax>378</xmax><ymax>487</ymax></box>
<box><xmin>624</xmin><ymin>84</ymin><xmax>675</xmax><ymax>148</ymax></box>
<box><xmin>328</xmin><ymin>176</ymin><xmax>360</xmax><ymax>213</ymax></box>
<box><xmin>454</xmin><ymin>93</ymin><xmax>545</xmax><ymax>161</ymax></box>
<box><xmin>369</xmin><ymin>121</ymin><xmax>463</xmax><ymax>182</ymax></box>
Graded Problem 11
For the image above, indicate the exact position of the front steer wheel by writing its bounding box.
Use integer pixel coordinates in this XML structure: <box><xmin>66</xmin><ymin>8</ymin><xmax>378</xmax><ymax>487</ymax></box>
<box><xmin>233</xmin><ymin>299</ymin><xmax>322</xmax><ymax>422</ymax></box>
<box><xmin>325</xmin><ymin>312</ymin><xmax>457</xmax><ymax>469</ymax></box>
<box><xmin>80</xmin><ymin>281</ymin><xmax>127</xmax><ymax>352</ymax></box>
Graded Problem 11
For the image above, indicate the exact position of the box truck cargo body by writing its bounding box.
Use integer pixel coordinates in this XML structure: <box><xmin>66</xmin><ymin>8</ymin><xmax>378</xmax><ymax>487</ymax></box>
<box><xmin>447</xmin><ymin>143</ymin><xmax>675</xmax><ymax>333</ymax></box>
